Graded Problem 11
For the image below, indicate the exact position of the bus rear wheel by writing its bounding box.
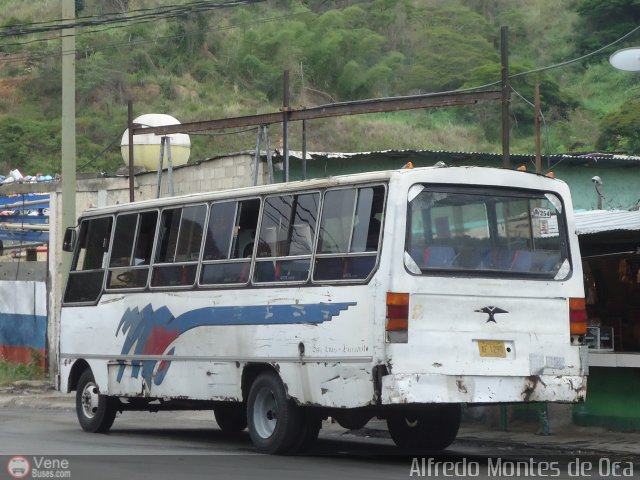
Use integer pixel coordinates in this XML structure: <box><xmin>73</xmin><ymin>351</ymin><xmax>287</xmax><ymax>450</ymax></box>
<box><xmin>386</xmin><ymin>404</ymin><xmax>461</xmax><ymax>451</ymax></box>
<box><xmin>290</xmin><ymin>412</ymin><xmax>322</xmax><ymax>453</ymax></box>
<box><xmin>75</xmin><ymin>369</ymin><xmax>117</xmax><ymax>433</ymax></box>
<box><xmin>214</xmin><ymin>403</ymin><xmax>247</xmax><ymax>433</ymax></box>
<box><xmin>247</xmin><ymin>371</ymin><xmax>302</xmax><ymax>454</ymax></box>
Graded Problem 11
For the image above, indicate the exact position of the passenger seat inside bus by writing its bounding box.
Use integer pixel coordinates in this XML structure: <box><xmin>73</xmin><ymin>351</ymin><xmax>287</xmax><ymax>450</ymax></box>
<box><xmin>510</xmin><ymin>250</ymin><xmax>536</xmax><ymax>272</ymax></box>
<box><xmin>420</xmin><ymin>245</ymin><xmax>456</xmax><ymax>268</ymax></box>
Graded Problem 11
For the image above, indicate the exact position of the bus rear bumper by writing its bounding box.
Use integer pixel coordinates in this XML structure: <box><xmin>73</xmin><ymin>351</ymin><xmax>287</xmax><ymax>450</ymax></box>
<box><xmin>381</xmin><ymin>373</ymin><xmax>587</xmax><ymax>404</ymax></box>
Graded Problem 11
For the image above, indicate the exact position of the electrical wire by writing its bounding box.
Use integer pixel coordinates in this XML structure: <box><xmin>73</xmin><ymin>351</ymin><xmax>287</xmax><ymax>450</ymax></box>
<box><xmin>0</xmin><ymin>10</ymin><xmax>311</xmax><ymax>51</ymax></box>
<box><xmin>509</xmin><ymin>85</ymin><xmax>553</xmax><ymax>171</ymax></box>
<box><xmin>511</xmin><ymin>24</ymin><xmax>640</xmax><ymax>79</ymax></box>
<box><xmin>78</xmin><ymin>130</ymin><xmax>126</xmax><ymax>170</ymax></box>
<box><xmin>0</xmin><ymin>1</ymin><xmax>254</xmax><ymax>29</ymax></box>
<box><xmin>0</xmin><ymin>0</ymin><xmax>266</xmax><ymax>38</ymax></box>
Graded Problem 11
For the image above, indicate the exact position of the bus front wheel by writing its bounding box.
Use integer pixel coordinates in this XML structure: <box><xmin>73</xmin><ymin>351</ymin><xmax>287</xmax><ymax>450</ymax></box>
<box><xmin>75</xmin><ymin>369</ymin><xmax>117</xmax><ymax>433</ymax></box>
<box><xmin>386</xmin><ymin>404</ymin><xmax>461</xmax><ymax>451</ymax></box>
<box><xmin>247</xmin><ymin>372</ymin><xmax>302</xmax><ymax>454</ymax></box>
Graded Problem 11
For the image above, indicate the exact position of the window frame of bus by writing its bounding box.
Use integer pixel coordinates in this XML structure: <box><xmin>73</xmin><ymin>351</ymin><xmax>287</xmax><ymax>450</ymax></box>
<box><xmin>105</xmin><ymin>209</ymin><xmax>160</xmax><ymax>291</ymax></box>
<box><xmin>63</xmin><ymin>215</ymin><xmax>113</xmax><ymax>305</ymax></box>
<box><xmin>252</xmin><ymin>190</ymin><xmax>321</xmax><ymax>286</ymax></box>
<box><xmin>403</xmin><ymin>184</ymin><xmax>571</xmax><ymax>280</ymax></box>
<box><xmin>198</xmin><ymin>197</ymin><xmax>261</xmax><ymax>287</ymax></box>
<box><xmin>311</xmin><ymin>183</ymin><xmax>386</xmax><ymax>284</ymax></box>
<box><xmin>149</xmin><ymin>202</ymin><xmax>208</xmax><ymax>290</ymax></box>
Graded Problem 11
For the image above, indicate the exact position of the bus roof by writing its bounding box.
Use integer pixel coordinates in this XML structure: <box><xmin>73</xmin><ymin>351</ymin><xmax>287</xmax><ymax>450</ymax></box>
<box><xmin>77</xmin><ymin>165</ymin><xmax>564</xmax><ymax>219</ymax></box>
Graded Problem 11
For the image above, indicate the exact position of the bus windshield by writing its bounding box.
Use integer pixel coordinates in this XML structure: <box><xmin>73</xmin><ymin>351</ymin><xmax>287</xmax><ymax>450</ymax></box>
<box><xmin>405</xmin><ymin>185</ymin><xmax>569</xmax><ymax>279</ymax></box>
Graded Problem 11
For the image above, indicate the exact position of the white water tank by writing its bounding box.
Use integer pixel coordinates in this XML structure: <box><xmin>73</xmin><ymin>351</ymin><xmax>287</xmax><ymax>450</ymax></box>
<box><xmin>121</xmin><ymin>113</ymin><xmax>191</xmax><ymax>171</ymax></box>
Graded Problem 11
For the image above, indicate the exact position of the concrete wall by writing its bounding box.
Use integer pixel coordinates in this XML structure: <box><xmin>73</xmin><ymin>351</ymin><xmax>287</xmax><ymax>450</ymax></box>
<box><xmin>0</xmin><ymin>264</ymin><xmax>47</xmax><ymax>369</ymax></box>
<box><xmin>74</xmin><ymin>152</ymin><xmax>266</xmax><ymax>212</ymax></box>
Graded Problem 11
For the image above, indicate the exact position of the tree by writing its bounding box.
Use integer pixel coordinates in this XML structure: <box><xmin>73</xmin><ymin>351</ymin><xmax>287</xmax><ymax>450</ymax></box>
<box><xmin>573</xmin><ymin>0</ymin><xmax>640</xmax><ymax>57</ymax></box>
<box><xmin>595</xmin><ymin>100</ymin><xmax>640</xmax><ymax>154</ymax></box>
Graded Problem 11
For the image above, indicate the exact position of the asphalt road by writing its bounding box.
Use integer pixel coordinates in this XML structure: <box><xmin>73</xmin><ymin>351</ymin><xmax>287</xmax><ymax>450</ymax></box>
<box><xmin>1</xmin><ymin>407</ymin><xmax>637</xmax><ymax>480</ymax></box>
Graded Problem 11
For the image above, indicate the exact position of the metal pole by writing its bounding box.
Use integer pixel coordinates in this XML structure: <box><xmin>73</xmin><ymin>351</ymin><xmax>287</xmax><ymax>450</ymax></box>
<box><xmin>534</xmin><ymin>83</ymin><xmax>542</xmax><ymax>174</ymax></box>
<box><xmin>253</xmin><ymin>126</ymin><xmax>261</xmax><ymax>186</ymax></box>
<box><xmin>283</xmin><ymin>70</ymin><xmax>290</xmax><ymax>182</ymax></box>
<box><xmin>302</xmin><ymin>119</ymin><xmax>307</xmax><ymax>180</ymax></box>
<box><xmin>166</xmin><ymin>137</ymin><xmax>174</xmax><ymax>196</ymax></box>
<box><xmin>265</xmin><ymin>126</ymin><xmax>274</xmax><ymax>184</ymax></box>
<box><xmin>61</xmin><ymin>0</ymin><xmax>76</xmax><ymax>289</ymax></box>
<box><xmin>501</xmin><ymin>26</ymin><xmax>510</xmax><ymax>169</ymax></box>
<box><xmin>538</xmin><ymin>403</ymin><xmax>550</xmax><ymax>435</ymax></box>
<box><xmin>127</xmin><ymin>100</ymin><xmax>135</xmax><ymax>202</ymax></box>
<box><xmin>156</xmin><ymin>137</ymin><xmax>165</xmax><ymax>199</ymax></box>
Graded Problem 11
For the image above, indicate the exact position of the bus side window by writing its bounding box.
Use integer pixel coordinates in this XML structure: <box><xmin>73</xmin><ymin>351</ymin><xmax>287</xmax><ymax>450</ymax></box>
<box><xmin>64</xmin><ymin>216</ymin><xmax>112</xmax><ymax>303</ymax></box>
<box><xmin>200</xmin><ymin>198</ymin><xmax>260</xmax><ymax>286</ymax></box>
<box><xmin>253</xmin><ymin>193</ymin><xmax>319</xmax><ymax>284</ymax></box>
<box><xmin>152</xmin><ymin>205</ymin><xmax>205</xmax><ymax>288</ymax></box>
<box><xmin>108</xmin><ymin>211</ymin><xmax>158</xmax><ymax>289</ymax></box>
<box><xmin>314</xmin><ymin>185</ymin><xmax>385</xmax><ymax>282</ymax></box>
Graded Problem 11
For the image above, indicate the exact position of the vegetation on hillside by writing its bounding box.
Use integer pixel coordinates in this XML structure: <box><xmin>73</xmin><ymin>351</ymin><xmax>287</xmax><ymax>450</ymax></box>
<box><xmin>0</xmin><ymin>0</ymin><xmax>639</xmax><ymax>175</ymax></box>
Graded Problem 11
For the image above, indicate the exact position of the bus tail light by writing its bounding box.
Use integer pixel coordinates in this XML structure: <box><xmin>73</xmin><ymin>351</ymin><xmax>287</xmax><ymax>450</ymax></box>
<box><xmin>569</xmin><ymin>297</ymin><xmax>587</xmax><ymax>343</ymax></box>
<box><xmin>387</xmin><ymin>292</ymin><xmax>409</xmax><ymax>343</ymax></box>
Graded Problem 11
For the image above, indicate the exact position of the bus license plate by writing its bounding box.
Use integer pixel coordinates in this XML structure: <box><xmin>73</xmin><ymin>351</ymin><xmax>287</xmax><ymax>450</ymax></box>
<box><xmin>478</xmin><ymin>340</ymin><xmax>506</xmax><ymax>358</ymax></box>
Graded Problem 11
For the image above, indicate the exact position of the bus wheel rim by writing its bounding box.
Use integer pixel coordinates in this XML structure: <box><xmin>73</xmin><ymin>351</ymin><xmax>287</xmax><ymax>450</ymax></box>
<box><xmin>81</xmin><ymin>381</ymin><xmax>100</xmax><ymax>419</ymax></box>
<box><xmin>253</xmin><ymin>388</ymin><xmax>277</xmax><ymax>439</ymax></box>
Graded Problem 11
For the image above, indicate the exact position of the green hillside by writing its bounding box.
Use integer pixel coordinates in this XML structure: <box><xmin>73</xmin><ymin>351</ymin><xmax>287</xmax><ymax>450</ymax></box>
<box><xmin>0</xmin><ymin>0</ymin><xmax>639</xmax><ymax>175</ymax></box>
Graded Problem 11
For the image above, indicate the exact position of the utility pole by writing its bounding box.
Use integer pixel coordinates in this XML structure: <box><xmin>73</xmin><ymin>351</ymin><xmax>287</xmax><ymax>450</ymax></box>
<box><xmin>128</xmin><ymin>100</ymin><xmax>135</xmax><ymax>202</ymax></box>
<box><xmin>534</xmin><ymin>83</ymin><xmax>542</xmax><ymax>174</ymax></box>
<box><xmin>282</xmin><ymin>70</ymin><xmax>290</xmax><ymax>182</ymax></box>
<box><xmin>61</xmin><ymin>0</ymin><xmax>76</xmax><ymax>285</ymax></box>
<box><xmin>500</xmin><ymin>26</ymin><xmax>510</xmax><ymax>169</ymax></box>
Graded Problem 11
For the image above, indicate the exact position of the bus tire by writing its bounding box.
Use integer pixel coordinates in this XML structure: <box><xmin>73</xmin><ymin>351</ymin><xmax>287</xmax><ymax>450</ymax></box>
<box><xmin>386</xmin><ymin>404</ymin><xmax>461</xmax><ymax>451</ymax></box>
<box><xmin>247</xmin><ymin>372</ymin><xmax>302</xmax><ymax>454</ymax></box>
<box><xmin>214</xmin><ymin>403</ymin><xmax>247</xmax><ymax>433</ymax></box>
<box><xmin>75</xmin><ymin>369</ymin><xmax>117</xmax><ymax>433</ymax></box>
<box><xmin>290</xmin><ymin>412</ymin><xmax>322</xmax><ymax>454</ymax></box>
<box><xmin>333</xmin><ymin>408</ymin><xmax>372</xmax><ymax>430</ymax></box>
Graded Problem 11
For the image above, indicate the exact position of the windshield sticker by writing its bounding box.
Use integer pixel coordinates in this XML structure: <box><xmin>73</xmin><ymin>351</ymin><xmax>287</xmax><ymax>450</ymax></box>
<box><xmin>532</xmin><ymin>207</ymin><xmax>552</xmax><ymax>218</ymax></box>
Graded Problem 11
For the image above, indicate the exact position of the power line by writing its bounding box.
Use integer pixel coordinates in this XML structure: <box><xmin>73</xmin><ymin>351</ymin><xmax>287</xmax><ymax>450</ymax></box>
<box><xmin>511</xmin><ymin>24</ymin><xmax>640</xmax><ymax>79</ymax></box>
<box><xmin>0</xmin><ymin>1</ymin><xmax>250</xmax><ymax>29</ymax></box>
<box><xmin>0</xmin><ymin>0</ymin><xmax>265</xmax><ymax>39</ymax></box>
<box><xmin>0</xmin><ymin>9</ymin><xmax>309</xmax><ymax>50</ymax></box>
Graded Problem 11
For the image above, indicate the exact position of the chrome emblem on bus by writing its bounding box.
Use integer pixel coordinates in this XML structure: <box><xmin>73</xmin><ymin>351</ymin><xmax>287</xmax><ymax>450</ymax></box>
<box><xmin>475</xmin><ymin>306</ymin><xmax>508</xmax><ymax>323</ymax></box>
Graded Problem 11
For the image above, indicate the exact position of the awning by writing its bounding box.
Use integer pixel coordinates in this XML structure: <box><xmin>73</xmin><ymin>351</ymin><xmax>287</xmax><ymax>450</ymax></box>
<box><xmin>575</xmin><ymin>210</ymin><xmax>640</xmax><ymax>235</ymax></box>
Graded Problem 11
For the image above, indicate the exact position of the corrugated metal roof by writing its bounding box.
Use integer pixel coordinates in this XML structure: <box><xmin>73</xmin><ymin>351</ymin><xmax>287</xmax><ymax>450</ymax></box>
<box><xmin>287</xmin><ymin>149</ymin><xmax>640</xmax><ymax>166</ymax></box>
<box><xmin>575</xmin><ymin>209</ymin><xmax>640</xmax><ymax>235</ymax></box>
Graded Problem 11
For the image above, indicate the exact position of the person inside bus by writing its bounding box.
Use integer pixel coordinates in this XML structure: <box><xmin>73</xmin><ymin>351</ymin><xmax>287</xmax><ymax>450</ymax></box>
<box><xmin>253</xmin><ymin>241</ymin><xmax>276</xmax><ymax>282</ymax></box>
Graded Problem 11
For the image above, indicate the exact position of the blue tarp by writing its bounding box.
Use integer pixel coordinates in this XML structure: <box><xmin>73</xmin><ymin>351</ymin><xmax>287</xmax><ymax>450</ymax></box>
<box><xmin>0</xmin><ymin>194</ymin><xmax>49</xmax><ymax>243</ymax></box>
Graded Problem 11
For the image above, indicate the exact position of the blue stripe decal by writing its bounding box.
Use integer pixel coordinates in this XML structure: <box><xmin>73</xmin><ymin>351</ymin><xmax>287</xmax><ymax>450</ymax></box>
<box><xmin>116</xmin><ymin>302</ymin><xmax>356</xmax><ymax>387</ymax></box>
<box><xmin>0</xmin><ymin>313</ymin><xmax>47</xmax><ymax>349</ymax></box>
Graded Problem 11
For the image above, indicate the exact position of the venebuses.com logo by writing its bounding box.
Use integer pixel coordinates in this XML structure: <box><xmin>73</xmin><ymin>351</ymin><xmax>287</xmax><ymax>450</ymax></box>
<box><xmin>6</xmin><ymin>456</ymin><xmax>71</xmax><ymax>478</ymax></box>
<box><xmin>7</xmin><ymin>456</ymin><xmax>30</xmax><ymax>479</ymax></box>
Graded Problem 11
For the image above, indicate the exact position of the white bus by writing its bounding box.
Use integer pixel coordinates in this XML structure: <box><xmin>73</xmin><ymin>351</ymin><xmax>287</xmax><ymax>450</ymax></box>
<box><xmin>60</xmin><ymin>165</ymin><xmax>588</xmax><ymax>454</ymax></box>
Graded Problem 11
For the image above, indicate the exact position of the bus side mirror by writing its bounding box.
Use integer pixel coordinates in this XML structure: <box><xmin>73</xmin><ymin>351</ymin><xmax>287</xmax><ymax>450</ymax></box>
<box><xmin>63</xmin><ymin>228</ymin><xmax>77</xmax><ymax>252</ymax></box>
